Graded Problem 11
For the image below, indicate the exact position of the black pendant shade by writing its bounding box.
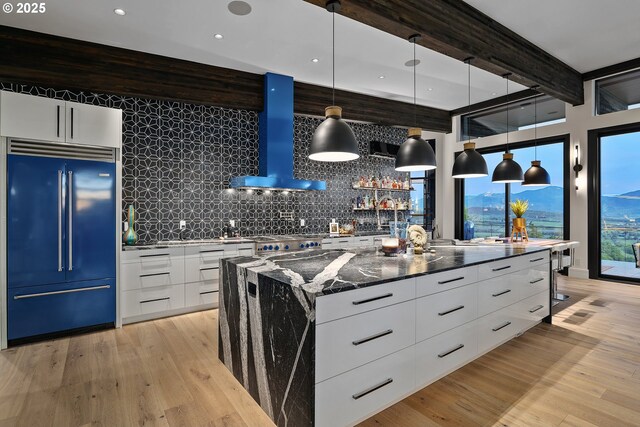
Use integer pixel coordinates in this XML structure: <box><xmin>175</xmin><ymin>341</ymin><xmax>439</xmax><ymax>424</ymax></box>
<box><xmin>310</xmin><ymin>106</ymin><xmax>359</xmax><ymax>162</ymax></box>
<box><xmin>492</xmin><ymin>152</ymin><xmax>524</xmax><ymax>183</ymax></box>
<box><xmin>523</xmin><ymin>160</ymin><xmax>551</xmax><ymax>186</ymax></box>
<box><xmin>452</xmin><ymin>142</ymin><xmax>488</xmax><ymax>178</ymax></box>
<box><xmin>395</xmin><ymin>127</ymin><xmax>437</xmax><ymax>172</ymax></box>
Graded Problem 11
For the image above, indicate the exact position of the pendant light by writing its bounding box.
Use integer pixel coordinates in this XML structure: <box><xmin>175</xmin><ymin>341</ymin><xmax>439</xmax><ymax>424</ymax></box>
<box><xmin>523</xmin><ymin>87</ymin><xmax>551</xmax><ymax>186</ymax></box>
<box><xmin>492</xmin><ymin>73</ymin><xmax>524</xmax><ymax>183</ymax></box>
<box><xmin>452</xmin><ymin>57</ymin><xmax>488</xmax><ymax>179</ymax></box>
<box><xmin>309</xmin><ymin>0</ymin><xmax>359</xmax><ymax>162</ymax></box>
<box><xmin>395</xmin><ymin>34</ymin><xmax>437</xmax><ymax>172</ymax></box>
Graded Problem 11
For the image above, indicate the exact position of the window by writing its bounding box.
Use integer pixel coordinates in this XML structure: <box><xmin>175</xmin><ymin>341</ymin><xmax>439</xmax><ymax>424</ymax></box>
<box><xmin>461</xmin><ymin>95</ymin><xmax>566</xmax><ymax>141</ymax></box>
<box><xmin>410</xmin><ymin>169</ymin><xmax>435</xmax><ymax>231</ymax></box>
<box><xmin>459</xmin><ymin>138</ymin><xmax>568</xmax><ymax>240</ymax></box>
<box><xmin>596</xmin><ymin>69</ymin><xmax>640</xmax><ymax>115</ymax></box>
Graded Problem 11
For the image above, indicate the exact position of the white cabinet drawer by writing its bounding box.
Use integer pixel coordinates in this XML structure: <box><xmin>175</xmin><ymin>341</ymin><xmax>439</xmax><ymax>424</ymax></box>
<box><xmin>478</xmin><ymin>257</ymin><xmax>520</xmax><ymax>281</ymax></box>
<box><xmin>416</xmin><ymin>283</ymin><xmax>477</xmax><ymax>342</ymax></box>
<box><xmin>185</xmin><ymin>264</ymin><xmax>220</xmax><ymax>285</ymax></box>
<box><xmin>519</xmin><ymin>263</ymin><xmax>550</xmax><ymax>299</ymax></box>
<box><xmin>316</xmin><ymin>300</ymin><xmax>415</xmax><ymax>383</ymax></box>
<box><xmin>122</xmin><ymin>284</ymin><xmax>185</xmax><ymax>319</ymax></box>
<box><xmin>120</xmin><ymin>254</ymin><xmax>185</xmax><ymax>291</ymax></box>
<box><xmin>517</xmin><ymin>290</ymin><xmax>550</xmax><ymax>326</ymax></box>
<box><xmin>477</xmin><ymin>306</ymin><xmax>520</xmax><ymax>355</ymax></box>
<box><xmin>354</xmin><ymin>236</ymin><xmax>374</xmax><ymax>247</ymax></box>
<box><xmin>185</xmin><ymin>282</ymin><xmax>219</xmax><ymax>307</ymax></box>
<box><xmin>523</xmin><ymin>251</ymin><xmax>550</xmax><ymax>268</ymax></box>
<box><xmin>316</xmin><ymin>278</ymin><xmax>416</xmax><ymax>324</ymax></box>
<box><xmin>315</xmin><ymin>346</ymin><xmax>415</xmax><ymax>427</ymax></box>
<box><xmin>415</xmin><ymin>321</ymin><xmax>477</xmax><ymax>388</ymax></box>
<box><xmin>477</xmin><ymin>273</ymin><xmax>521</xmax><ymax>317</ymax></box>
<box><xmin>416</xmin><ymin>265</ymin><xmax>478</xmax><ymax>297</ymax></box>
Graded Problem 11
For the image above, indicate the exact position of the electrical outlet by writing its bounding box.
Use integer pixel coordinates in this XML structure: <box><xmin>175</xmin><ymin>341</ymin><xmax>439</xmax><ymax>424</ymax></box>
<box><xmin>300</xmin><ymin>219</ymin><xmax>306</xmax><ymax>227</ymax></box>
<box><xmin>229</xmin><ymin>219</ymin><xmax>236</xmax><ymax>227</ymax></box>
<box><xmin>179</xmin><ymin>220</ymin><xmax>186</xmax><ymax>230</ymax></box>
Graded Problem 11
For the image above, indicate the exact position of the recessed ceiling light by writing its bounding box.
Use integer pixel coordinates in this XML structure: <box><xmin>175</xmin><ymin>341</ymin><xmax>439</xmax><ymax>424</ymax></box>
<box><xmin>113</xmin><ymin>8</ymin><xmax>126</xmax><ymax>16</ymax></box>
<box><xmin>214</xmin><ymin>33</ymin><xmax>224</xmax><ymax>40</ymax></box>
<box><xmin>427</xmin><ymin>87</ymin><xmax>433</xmax><ymax>91</ymax></box>
<box><xmin>311</xmin><ymin>58</ymin><xmax>319</xmax><ymax>63</ymax></box>
<box><xmin>378</xmin><ymin>75</ymin><xmax>385</xmax><ymax>79</ymax></box>
<box><xmin>404</xmin><ymin>59</ymin><xmax>421</xmax><ymax>67</ymax></box>
<box><xmin>491</xmin><ymin>92</ymin><xmax>497</xmax><ymax>96</ymax></box>
<box><xmin>228</xmin><ymin>1</ymin><xmax>252</xmax><ymax>16</ymax></box>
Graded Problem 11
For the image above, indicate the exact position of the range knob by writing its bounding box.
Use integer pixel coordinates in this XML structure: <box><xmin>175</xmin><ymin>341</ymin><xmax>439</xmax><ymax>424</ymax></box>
<box><xmin>299</xmin><ymin>243</ymin><xmax>305</xmax><ymax>248</ymax></box>
<box><xmin>285</xmin><ymin>245</ymin><xmax>289</xmax><ymax>250</ymax></box>
<box><xmin>263</xmin><ymin>245</ymin><xmax>268</xmax><ymax>251</ymax></box>
<box><xmin>305</xmin><ymin>243</ymin><xmax>310</xmax><ymax>248</ymax></box>
<box><xmin>314</xmin><ymin>242</ymin><xmax>319</xmax><ymax>246</ymax></box>
<box><xmin>275</xmin><ymin>245</ymin><xmax>280</xmax><ymax>250</ymax></box>
<box><xmin>268</xmin><ymin>245</ymin><xmax>273</xmax><ymax>250</ymax></box>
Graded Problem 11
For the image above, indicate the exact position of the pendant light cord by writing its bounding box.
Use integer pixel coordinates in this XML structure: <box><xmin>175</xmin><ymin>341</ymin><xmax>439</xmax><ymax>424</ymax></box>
<box><xmin>332</xmin><ymin>10</ymin><xmax>335</xmax><ymax>106</ymax></box>
<box><xmin>534</xmin><ymin>89</ymin><xmax>538</xmax><ymax>159</ymax></box>
<box><xmin>505</xmin><ymin>74</ymin><xmax>510</xmax><ymax>152</ymax></box>
<box><xmin>467</xmin><ymin>58</ymin><xmax>471</xmax><ymax>142</ymax></box>
<box><xmin>413</xmin><ymin>39</ymin><xmax>418</xmax><ymax>127</ymax></box>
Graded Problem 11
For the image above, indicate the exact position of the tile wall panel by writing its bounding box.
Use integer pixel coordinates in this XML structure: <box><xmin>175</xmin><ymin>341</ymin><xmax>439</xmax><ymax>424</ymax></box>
<box><xmin>1</xmin><ymin>83</ymin><xmax>410</xmax><ymax>243</ymax></box>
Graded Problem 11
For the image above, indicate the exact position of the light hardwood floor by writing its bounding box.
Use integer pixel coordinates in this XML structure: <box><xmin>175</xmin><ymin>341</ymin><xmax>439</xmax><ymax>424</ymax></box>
<box><xmin>1</xmin><ymin>276</ymin><xmax>639</xmax><ymax>427</ymax></box>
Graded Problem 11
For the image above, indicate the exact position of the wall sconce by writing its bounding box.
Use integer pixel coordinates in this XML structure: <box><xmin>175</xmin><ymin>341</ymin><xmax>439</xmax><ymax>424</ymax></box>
<box><xmin>573</xmin><ymin>144</ymin><xmax>583</xmax><ymax>190</ymax></box>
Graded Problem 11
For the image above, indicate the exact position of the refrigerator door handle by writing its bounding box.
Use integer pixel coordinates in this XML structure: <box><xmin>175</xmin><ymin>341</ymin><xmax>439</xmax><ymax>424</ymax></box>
<box><xmin>58</xmin><ymin>170</ymin><xmax>63</xmax><ymax>272</ymax></box>
<box><xmin>68</xmin><ymin>170</ymin><xmax>73</xmax><ymax>271</ymax></box>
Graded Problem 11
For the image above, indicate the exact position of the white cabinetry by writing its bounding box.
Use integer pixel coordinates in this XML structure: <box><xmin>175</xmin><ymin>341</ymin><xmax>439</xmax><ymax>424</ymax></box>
<box><xmin>314</xmin><ymin>251</ymin><xmax>551</xmax><ymax>427</ymax></box>
<box><xmin>322</xmin><ymin>234</ymin><xmax>386</xmax><ymax>250</ymax></box>
<box><xmin>0</xmin><ymin>91</ymin><xmax>122</xmax><ymax>148</ymax></box>
<box><xmin>121</xmin><ymin>243</ymin><xmax>253</xmax><ymax>324</ymax></box>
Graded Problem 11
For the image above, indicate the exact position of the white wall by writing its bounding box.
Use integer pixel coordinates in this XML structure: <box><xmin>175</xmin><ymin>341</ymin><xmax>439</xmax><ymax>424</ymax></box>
<box><xmin>436</xmin><ymin>80</ymin><xmax>640</xmax><ymax>279</ymax></box>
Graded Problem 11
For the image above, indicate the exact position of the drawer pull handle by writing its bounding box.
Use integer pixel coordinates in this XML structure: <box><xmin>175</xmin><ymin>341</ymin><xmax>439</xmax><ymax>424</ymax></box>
<box><xmin>140</xmin><ymin>297</ymin><xmax>170</xmax><ymax>304</ymax></box>
<box><xmin>352</xmin><ymin>378</ymin><xmax>393</xmax><ymax>400</ymax></box>
<box><xmin>438</xmin><ymin>344</ymin><xmax>465</xmax><ymax>358</ymax></box>
<box><xmin>529</xmin><ymin>304</ymin><xmax>544</xmax><ymax>313</ymax></box>
<box><xmin>352</xmin><ymin>293</ymin><xmax>393</xmax><ymax>305</ymax></box>
<box><xmin>140</xmin><ymin>272</ymin><xmax>170</xmax><ymax>278</ymax></box>
<box><xmin>200</xmin><ymin>267</ymin><xmax>220</xmax><ymax>271</ymax></box>
<box><xmin>530</xmin><ymin>257</ymin><xmax>545</xmax><ymax>262</ymax></box>
<box><xmin>338</xmin><ymin>240</ymin><xmax>349</xmax><ymax>243</ymax></box>
<box><xmin>352</xmin><ymin>329</ymin><xmax>393</xmax><ymax>346</ymax></box>
<box><xmin>492</xmin><ymin>289</ymin><xmax>512</xmax><ymax>297</ymax></box>
<box><xmin>438</xmin><ymin>305</ymin><xmax>465</xmax><ymax>316</ymax></box>
<box><xmin>438</xmin><ymin>276</ymin><xmax>465</xmax><ymax>285</ymax></box>
<box><xmin>14</xmin><ymin>285</ymin><xmax>110</xmax><ymax>300</ymax></box>
<box><xmin>492</xmin><ymin>265</ymin><xmax>511</xmax><ymax>272</ymax></box>
<box><xmin>200</xmin><ymin>249</ymin><xmax>224</xmax><ymax>254</ymax></box>
<box><xmin>492</xmin><ymin>321</ymin><xmax>512</xmax><ymax>332</ymax></box>
<box><xmin>140</xmin><ymin>253</ymin><xmax>170</xmax><ymax>258</ymax></box>
<box><xmin>530</xmin><ymin>278</ymin><xmax>544</xmax><ymax>284</ymax></box>
<box><xmin>200</xmin><ymin>290</ymin><xmax>218</xmax><ymax>295</ymax></box>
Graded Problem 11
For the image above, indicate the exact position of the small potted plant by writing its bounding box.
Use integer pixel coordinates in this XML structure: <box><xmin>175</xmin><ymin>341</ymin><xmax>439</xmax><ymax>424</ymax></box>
<box><xmin>510</xmin><ymin>199</ymin><xmax>529</xmax><ymax>241</ymax></box>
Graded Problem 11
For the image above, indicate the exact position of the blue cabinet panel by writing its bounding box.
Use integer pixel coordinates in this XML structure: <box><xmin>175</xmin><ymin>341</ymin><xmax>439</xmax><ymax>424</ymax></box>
<box><xmin>7</xmin><ymin>155</ymin><xmax>67</xmax><ymax>288</ymax></box>
<box><xmin>65</xmin><ymin>159</ymin><xmax>116</xmax><ymax>283</ymax></box>
<box><xmin>7</xmin><ymin>278</ymin><xmax>116</xmax><ymax>340</ymax></box>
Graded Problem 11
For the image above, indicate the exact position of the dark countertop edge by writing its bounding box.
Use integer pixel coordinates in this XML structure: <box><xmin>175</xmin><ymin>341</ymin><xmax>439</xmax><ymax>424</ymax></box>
<box><xmin>316</xmin><ymin>247</ymin><xmax>551</xmax><ymax>296</ymax></box>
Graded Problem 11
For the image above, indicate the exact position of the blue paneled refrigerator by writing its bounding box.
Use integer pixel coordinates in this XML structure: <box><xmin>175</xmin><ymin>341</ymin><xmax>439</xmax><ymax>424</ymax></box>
<box><xmin>7</xmin><ymin>154</ymin><xmax>116</xmax><ymax>341</ymax></box>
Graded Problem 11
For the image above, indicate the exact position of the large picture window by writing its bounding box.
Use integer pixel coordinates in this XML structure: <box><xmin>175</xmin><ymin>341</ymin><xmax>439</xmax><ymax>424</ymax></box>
<box><xmin>458</xmin><ymin>136</ymin><xmax>569</xmax><ymax>240</ymax></box>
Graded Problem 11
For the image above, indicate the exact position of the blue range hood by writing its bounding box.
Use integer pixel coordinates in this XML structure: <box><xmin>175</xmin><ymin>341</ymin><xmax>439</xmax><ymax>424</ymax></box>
<box><xmin>230</xmin><ymin>73</ymin><xmax>326</xmax><ymax>191</ymax></box>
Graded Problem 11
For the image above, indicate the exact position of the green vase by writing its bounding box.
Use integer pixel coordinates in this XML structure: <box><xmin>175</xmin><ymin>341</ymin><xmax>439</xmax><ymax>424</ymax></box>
<box><xmin>124</xmin><ymin>205</ymin><xmax>138</xmax><ymax>245</ymax></box>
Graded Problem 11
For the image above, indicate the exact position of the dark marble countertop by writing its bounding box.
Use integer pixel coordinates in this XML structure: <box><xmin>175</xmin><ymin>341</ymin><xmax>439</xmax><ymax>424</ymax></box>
<box><xmin>223</xmin><ymin>245</ymin><xmax>550</xmax><ymax>296</ymax></box>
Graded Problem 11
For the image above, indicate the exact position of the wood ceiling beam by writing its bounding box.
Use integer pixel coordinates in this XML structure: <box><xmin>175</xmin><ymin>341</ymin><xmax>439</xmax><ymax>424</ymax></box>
<box><xmin>303</xmin><ymin>0</ymin><xmax>584</xmax><ymax>106</ymax></box>
<box><xmin>0</xmin><ymin>25</ymin><xmax>451</xmax><ymax>132</ymax></box>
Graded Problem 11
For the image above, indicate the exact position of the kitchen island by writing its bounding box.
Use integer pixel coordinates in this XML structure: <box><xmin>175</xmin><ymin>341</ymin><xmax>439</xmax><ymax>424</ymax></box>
<box><xmin>218</xmin><ymin>246</ymin><xmax>551</xmax><ymax>427</ymax></box>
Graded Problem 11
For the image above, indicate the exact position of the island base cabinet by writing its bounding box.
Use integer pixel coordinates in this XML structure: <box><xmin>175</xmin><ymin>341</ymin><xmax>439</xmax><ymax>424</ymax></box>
<box><xmin>315</xmin><ymin>346</ymin><xmax>415</xmax><ymax>427</ymax></box>
<box><xmin>415</xmin><ymin>321</ymin><xmax>477</xmax><ymax>389</ymax></box>
<box><xmin>476</xmin><ymin>305</ymin><xmax>523</xmax><ymax>355</ymax></box>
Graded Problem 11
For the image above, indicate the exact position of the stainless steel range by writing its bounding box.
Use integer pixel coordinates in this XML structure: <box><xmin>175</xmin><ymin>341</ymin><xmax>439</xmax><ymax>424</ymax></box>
<box><xmin>253</xmin><ymin>235</ymin><xmax>323</xmax><ymax>253</ymax></box>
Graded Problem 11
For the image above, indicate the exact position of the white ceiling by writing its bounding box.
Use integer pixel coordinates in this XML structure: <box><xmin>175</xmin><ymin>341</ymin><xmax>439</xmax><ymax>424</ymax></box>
<box><xmin>1</xmin><ymin>1</ymin><xmax>638</xmax><ymax>111</ymax></box>
<box><xmin>463</xmin><ymin>0</ymin><xmax>640</xmax><ymax>74</ymax></box>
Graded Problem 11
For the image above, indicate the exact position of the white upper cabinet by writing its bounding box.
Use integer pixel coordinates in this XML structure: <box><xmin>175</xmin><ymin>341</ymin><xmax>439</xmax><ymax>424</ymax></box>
<box><xmin>0</xmin><ymin>91</ymin><xmax>66</xmax><ymax>143</ymax></box>
<box><xmin>0</xmin><ymin>91</ymin><xmax>122</xmax><ymax>148</ymax></box>
<box><xmin>65</xmin><ymin>101</ymin><xmax>122</xmax><ymax>148</ymax></box>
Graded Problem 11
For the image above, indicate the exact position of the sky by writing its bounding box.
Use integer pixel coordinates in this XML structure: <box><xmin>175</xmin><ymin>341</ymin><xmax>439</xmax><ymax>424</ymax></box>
<box><xmin>601</xmin><ymin>131</ymin><xmax>640</xmax><ymax>196</ymax></box>
<box><xmin>465</xmin><ymin>142</ymin><xmax>565</xmax><ymax>196</ymax></box>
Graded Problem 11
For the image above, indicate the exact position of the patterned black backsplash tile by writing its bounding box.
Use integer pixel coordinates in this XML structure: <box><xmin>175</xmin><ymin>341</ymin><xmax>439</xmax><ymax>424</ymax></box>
<box><xmin>1</xmin><ymin>82</ymin><xmax>410</xmax><ymax>243</ymax></box>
